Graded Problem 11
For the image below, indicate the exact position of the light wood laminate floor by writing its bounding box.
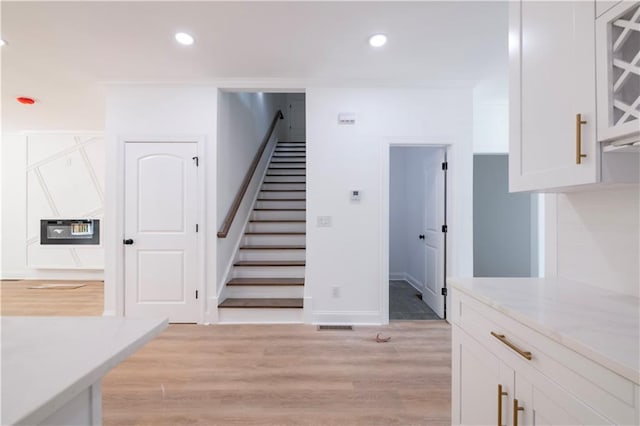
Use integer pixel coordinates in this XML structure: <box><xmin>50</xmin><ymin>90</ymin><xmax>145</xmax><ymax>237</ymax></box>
<box><xmin>1</xmin><ymin>280</ymin><xmax>452</xmax><ymax>425</ymax></box>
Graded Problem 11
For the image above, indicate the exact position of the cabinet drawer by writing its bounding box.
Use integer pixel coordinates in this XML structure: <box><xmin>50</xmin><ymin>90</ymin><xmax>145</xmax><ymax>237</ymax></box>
<box><xmin>453</xmin><ymin>289</ymin><xmax>638</xmax><ymax>425</ymax></box>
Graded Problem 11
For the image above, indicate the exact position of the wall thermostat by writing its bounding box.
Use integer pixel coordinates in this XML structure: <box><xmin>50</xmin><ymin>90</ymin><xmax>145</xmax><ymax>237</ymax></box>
<box><xmin>351</xmin><ymin>190</ymin><xmax>362</xmax><ymax>201</ymax></box>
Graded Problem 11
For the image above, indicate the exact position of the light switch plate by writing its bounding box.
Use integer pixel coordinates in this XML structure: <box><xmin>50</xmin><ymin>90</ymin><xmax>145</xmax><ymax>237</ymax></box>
<box><xmin>317</xmin><ymin>216</ymin><xmax>332</xmax><ymax>227</ymax></box>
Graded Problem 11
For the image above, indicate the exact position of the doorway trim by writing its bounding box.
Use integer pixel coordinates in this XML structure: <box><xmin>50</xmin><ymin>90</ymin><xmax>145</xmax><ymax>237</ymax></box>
<box><xmin>112</xmin><ymin>135</ymin><xmax>206</xmax><ymax>323</ymax></box>
<box><xmin>380</xmin><ymin>138</ymin><xmax>454</xmax><ymax>324</ymax></box>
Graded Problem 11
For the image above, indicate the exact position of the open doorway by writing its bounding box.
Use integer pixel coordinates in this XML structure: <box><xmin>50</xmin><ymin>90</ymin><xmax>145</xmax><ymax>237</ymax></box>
<box><xmin>389</xmin><ymin>146</ymin><xmax>447</xmax><ymax>320</ymax></box>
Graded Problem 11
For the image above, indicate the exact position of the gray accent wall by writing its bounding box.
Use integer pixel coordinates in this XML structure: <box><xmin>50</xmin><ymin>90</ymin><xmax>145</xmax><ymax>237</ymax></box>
<box><xmin>473</xmin><ymin>154</ymin><xmax>535</xmax><ymax>277</ymax></box>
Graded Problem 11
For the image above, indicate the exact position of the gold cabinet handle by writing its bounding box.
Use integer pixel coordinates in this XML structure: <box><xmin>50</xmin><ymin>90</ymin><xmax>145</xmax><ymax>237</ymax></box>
<box><xmin>497</xmin><ymin>384</ymin><xmax>507</xmax><ymax>426</ymax></box>
<box><xmin>491</xmin><ymin>331</ymin><xmax>532</xmax><ymax>360</ymax></box>
<box><xmin>513</xmin><ymin>399</ymin><xmax>525</xmax><ymax>426</ymax></box>
<box><xmin>576</xmin><ymin>113</ymin><xmax>587</xmax><ymax>164</ymax></box>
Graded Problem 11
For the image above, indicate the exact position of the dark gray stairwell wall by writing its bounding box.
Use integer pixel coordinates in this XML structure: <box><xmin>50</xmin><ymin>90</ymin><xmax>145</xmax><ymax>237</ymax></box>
<box><xmin>473</xmin><ymin>154</ymin><xmax>537</xmax><ymax>277</ymax></box>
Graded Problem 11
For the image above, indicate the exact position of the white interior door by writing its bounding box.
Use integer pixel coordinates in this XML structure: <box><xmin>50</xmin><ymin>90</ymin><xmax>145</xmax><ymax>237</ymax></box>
<box><xmin>288</xmin><ymin>100</ymin><xmax>306</xmax><ymax>141</ymax></box>
<box><xmin>422</xmin><ymin>149</ymin><xmax>445</xmax><ymax>318</ymax></box>
<box><xmin>124</xmin><ymin>142</ymin><xmax>199</xmax><ymax>323</ymax></box>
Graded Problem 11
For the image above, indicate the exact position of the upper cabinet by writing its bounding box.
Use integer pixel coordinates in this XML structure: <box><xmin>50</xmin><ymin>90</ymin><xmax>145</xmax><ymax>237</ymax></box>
<box><xmin>596</xmin><ymin>1</ymin><xmax>640</xmax><ymax>145</ymax></box>
<box><xmin>509</xmin><ymin>0</ymin><xmax>639</xmax><ymax>192</ymax></box>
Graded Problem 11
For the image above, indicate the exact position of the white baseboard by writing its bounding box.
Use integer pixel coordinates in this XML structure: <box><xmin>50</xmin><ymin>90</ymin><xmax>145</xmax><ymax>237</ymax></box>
<box><xmin>311</xmin><ymin>310</ymin><xmax>383</xmax><ymax>325</ymax></box>
<box><xmin>389</xmin><ymin>272</ymin><xmax>405</xmax><ymax>280</ymax></box>
<box><xmin>102</xmin><ymin>310</ymin><xmax>116</xmax><ymax>317</ymax></box>
<box><xmin>203</xmin><ymin>297</ymin><xmax>220</xmax><ymax>324</ymax></box>
<box><xmin>404</xmin><ymin>273</ymin><xmax>425</xmax><ymax>294</ymax></box>
<box><xmin>0</xmin><ymin>271</ymin><xmax>27</xmax><ymax>280</ymax></box>
<box><xmin>303</xmin><ymin>296</ymin><xmax>312</xmax><ymax>323</ymax></box>
<box><xmin>1</xmin><ymin>269</ymin><xmax>104</xmax><ymax>281</ymax></box>
<box><xmin>389</xmin><ymin>272</ymin><xmax>425</xmax><ymax>295</ymax></box>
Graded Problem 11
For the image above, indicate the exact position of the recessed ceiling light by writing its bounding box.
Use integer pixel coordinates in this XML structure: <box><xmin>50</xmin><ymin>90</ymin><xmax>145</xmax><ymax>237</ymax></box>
<box><xmin>0</xmin><ymin>39</ymin><xmax>6</xmax><ymax>47</ymax></box>
<box><xmin>175</xmin><ymin>32</ymin><xmax>194</xmax><ymax>46</ymax></box>
<box><xmin>369</xmin><ymin>34</ymin><xmax>387</xmax><ymax>48</ymax></box>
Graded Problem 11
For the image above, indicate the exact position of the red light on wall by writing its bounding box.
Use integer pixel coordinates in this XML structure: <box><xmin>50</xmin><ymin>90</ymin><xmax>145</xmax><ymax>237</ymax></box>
<box><xmin>17</xmin><ymin>97</ymin><xmax>36</xmax><ymax>105</ymax></box>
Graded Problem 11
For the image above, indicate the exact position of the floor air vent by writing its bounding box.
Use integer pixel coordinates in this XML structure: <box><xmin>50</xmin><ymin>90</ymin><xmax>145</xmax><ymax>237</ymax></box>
<box><xmin>317</xmin><ymin>325</ymin><xmax>353</xmax><ymax>331</ymax></box>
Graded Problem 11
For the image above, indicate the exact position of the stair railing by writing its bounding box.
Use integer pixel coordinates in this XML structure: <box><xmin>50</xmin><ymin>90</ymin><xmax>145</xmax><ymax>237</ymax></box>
<box><xmin>217</xmin><ymin>109</ymin><xmax>284</xmax><ymax>238</ymax></box>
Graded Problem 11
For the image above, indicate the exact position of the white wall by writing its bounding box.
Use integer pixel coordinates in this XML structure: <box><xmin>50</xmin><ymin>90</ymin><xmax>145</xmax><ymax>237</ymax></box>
<box><xmin>389</xmin><ymin>147</ymin><xmax>443</xmax><ymax>291</ymax></box>
<box><xmin>104</xmin><ymin>84</ymin><xmax>218</xmax><ymax>318</ymax></box>
<box><xmin>473</xmin><ymin>80</ymin><xmax>508</xmax><ymax>154</ymax></box>
<box><xmin>1</xmin><ymin>132</ymin><xmax>105</xmax><ymax>280</ymax></box>
<box><xmin>550</xmin><ymin>187</ymin><xmax>640</xmax><ymax>297</ymax></box>
<box><xmin>216</xmin><ymin>91</ymin><xmax>286</xmax><ymax>294</ymax></box>
<box><xmin>306</xmin><ymin>87</ymin><xmax>474</xmax><ymax>324</ymax></box>
<box><xmin>389</xmin><ymin>148</ymin><xmax>408</xmax><ymax>277</ymax></box>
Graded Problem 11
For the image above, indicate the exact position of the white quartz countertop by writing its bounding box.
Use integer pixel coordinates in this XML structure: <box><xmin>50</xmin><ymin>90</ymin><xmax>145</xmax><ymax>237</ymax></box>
<box><xmin>448</xmin><ymin>277</ymin><xmax>640</xmax><ymax>384</ymax></box>
<box><xmin>1</xmin><ymin>316</ymin><xmax>167</xmax><ymax>425</ymax></box>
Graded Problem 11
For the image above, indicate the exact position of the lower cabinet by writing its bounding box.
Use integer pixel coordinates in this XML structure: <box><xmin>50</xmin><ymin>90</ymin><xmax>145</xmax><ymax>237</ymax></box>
<box><xmin>451</xmin><ymin>288</ymin><xmax>637</xmax><ymax>425</ymax></box>
<box><xmin>453</xmin><ymin>327</ymin><xmax>514</xmax><ymax>425</ymax></box>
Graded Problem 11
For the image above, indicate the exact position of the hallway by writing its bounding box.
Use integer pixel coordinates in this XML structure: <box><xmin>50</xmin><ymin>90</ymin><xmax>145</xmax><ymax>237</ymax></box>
<box><xmin>389</xmin><ymin>280</ymin><xmax>440</xmax><ymax>320</ymax></box>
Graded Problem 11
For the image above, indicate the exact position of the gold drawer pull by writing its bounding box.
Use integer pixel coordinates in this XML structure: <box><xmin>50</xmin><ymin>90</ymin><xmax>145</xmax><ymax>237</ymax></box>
<box><xmin>497</xmin><ymin>384</ymin><xmax>507</xmax><ymax>426</ymax></box>
<box><xmin>514</xmin><ymin>399</ymin><xmax>525</xmax><ymax>426</ymax></box>
<box><xmin>576</xmin><ymin>113</ymin><xmax>587</xmax><ymax>164</ymax></box>
<box><xmin>491</xmin><ymin>331</ymin><xmax>532</xmax><ymax>360</ymax></box>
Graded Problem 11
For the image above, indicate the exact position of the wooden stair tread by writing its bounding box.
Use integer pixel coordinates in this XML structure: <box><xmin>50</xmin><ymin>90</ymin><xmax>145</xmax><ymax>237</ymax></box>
<box><xmin>227</xmin><ymin>278</ymin><xmax>304</xmax><ymax>286</ymax></box>
<box><xmin>253</xmin><ymin>208</ymin><xmax>306</xmax><ymax>211</ymax></box>
<box><xmin>245</xmin><ymin>232</ymin><xmax>305</xmax><ymax>235</ymax></box>
<box><xmin>250</xmin><ymin>219</ymin><xmax>306</xmax><ymax>222</ymax></box>
<box><xmin>240</xmin><ymin>245</ymin><xmax>305</xmax><ymax>250</ymax></box>
<box><xmin>234</xmin><ymin>260</ymin><xmax>306</xmax><ymax>266</ymax></box>
<box><xmin>219</xmin><ymin>298</ymin><xmax>303</xmax><ymax>308</ymax></box>
<box><xmin>257</xmin><ymin>198</ymin><xmax>305</xmax><ymax>201</ymax></box>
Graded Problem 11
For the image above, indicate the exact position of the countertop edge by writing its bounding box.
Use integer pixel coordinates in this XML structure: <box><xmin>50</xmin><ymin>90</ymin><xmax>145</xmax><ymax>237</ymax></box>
<box><xmin>13</xmin><ymin>318</ymin><xmax>168</xmax><ymax>426</ymax></box>
<box><xmin>449</xmin><ymin>279</ymin><xmax>640</xmax><ymax>386</ymax></box>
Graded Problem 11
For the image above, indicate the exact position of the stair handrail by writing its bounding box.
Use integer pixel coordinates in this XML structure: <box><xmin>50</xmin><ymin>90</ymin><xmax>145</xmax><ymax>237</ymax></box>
<box><xmin>217</xmin><ymin>109</ymin><xmax>284</xmax><ymax>238</ymax></box>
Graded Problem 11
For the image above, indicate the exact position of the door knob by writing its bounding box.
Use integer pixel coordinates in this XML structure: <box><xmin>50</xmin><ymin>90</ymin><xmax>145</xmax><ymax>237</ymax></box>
<box><xmin>418</xmin><ymin>234</ymin><xmax>425</xmax><ymax>240</ymax></box>
<box><xmin>123</xmin><ymin>239</ymin><xmax>134</xmax><ymax>245</ymax></box>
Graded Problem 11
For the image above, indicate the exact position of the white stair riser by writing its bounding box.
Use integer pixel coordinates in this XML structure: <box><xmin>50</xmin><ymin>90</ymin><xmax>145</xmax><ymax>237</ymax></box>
<box><xmin>262</xmin><ymin>183</ymin><xmax>306</xmax><ymax>191</ymax></box>
<box><xmin>269</xmin><ymin>163</ymin><xmax>305</xmax><ymax>169</ymax></box>
<box><xmin>225</xmin><ymin>286</ymin><xmax>304</xmax><ymax>299</ymax></box>
<box><xmin>247</xmin><ymin>222</ymin><xmax>306</xmax><ymax>233</ymax></box>
<box><xmin>233</xmin><ymin>266</ymin><xmax>305</xmax><ymax>278</ymax></box>
<box><xmin>259</xmin><ymin>191</ymin><xmax>306</xmax><ymax>200</ymax></box>
<box><xmin>267</xmin><ymin>169</ymin><xmax>306</xmax><ymax>176</ymax></box>
<box><xmin>243</xmin><ymin>234</ymin><xmax>305</xmax><ymax>246</ymax></box>
<box><xmin>256</xmin><ymin>200</ymin><xmax>305</xmax><ymax>210</ymax></box>
<box><xmin>252</xmin><ymin>210</ymin><xmax>306</xmax><ymax>220</ymax></box>
<box><xmin>263</xmin><ymin>175</ymin><xmax>306</xmax><ymax>183</ymax></box>
<box><xmin>218</xmin><ymin>308</ymin><xmax>303</xmax><ymax>324</ymax></box>
<box><xmin>238</xmin><ymin>249</ymin><xmax>305</xmax><ymax>261</ymax></box>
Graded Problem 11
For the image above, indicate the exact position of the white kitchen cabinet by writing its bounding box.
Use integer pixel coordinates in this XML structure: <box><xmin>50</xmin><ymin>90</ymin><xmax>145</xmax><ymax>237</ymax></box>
<box><xmin>596</xmin><ymin>1</ymin><xmax>640</xmax><ymax>144</ymax></box>
<box><xmin>450</xmin><ymin>278</ymin><xmax>640</xmax><ymax>426</ymax></box>
<box><xmin>452</xmin><ymin>328</ymin><xmax>515</xmax><ymax>425</ymax></box>
<box><xmin>509</xmin><ymin>1</ymin><xmax>599</xmax><ymax>192</ymax></box>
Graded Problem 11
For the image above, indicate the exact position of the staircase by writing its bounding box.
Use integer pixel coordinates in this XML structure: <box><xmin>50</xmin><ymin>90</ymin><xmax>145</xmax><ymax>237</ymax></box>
<box><xmin>218</xmin><ymin>141</ymin><xmax>306</xmax><ymax>323</ymax></box>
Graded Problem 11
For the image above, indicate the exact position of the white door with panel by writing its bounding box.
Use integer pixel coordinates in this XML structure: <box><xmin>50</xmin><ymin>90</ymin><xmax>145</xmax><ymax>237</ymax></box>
<box><xmin>124</xmin><ymin>142</ymin><xmax>199</xmax><ymax>323</ymax></box>
<box><xmin>422</xmin><ymin>149</ymin><xmax>446</xmax><ymax>317</ymax></box>
<box><xmin>287</xmin><ymin>99</ymin><xmax>306</xmax><ymax>142</ymax></box>
<box><xmin>509</xmin><ymin>0</ymin><xmax>598</xmax><ymax>192</ymax></box>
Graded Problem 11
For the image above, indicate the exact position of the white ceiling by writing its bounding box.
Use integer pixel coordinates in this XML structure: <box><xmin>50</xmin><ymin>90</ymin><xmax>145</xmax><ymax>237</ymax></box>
<box><xmin>1</xmin><ymin>1</ymin><xmax>508</xmax><ymax>131</ymax></box>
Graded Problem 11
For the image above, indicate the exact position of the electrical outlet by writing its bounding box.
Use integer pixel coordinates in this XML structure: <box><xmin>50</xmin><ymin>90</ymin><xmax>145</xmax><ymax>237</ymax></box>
<box><xmin>332</xmin><ymin>286</ymin><xmax>340</xmax><ymax>298</ymax></box>
<box><xmin>317</xmin><ymin>216</ymin><xmax>332</xmax><ymax>227</ymax></box>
